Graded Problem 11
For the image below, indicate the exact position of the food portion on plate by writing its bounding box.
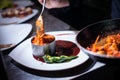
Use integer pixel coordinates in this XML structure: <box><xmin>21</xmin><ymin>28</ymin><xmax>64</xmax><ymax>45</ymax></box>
<box><xmin>31</xmin><ymin>15</ymin><xmax>56</xmax><ymax>58</ymax></box>
<box><xmin>31</xmin><ymin>15</ymin><xmax>79</xmax><ymax>63</ymax></box>
<box><xmin>0</xmin><ymin>1</ymin><xmax>37</xmax><ymax>24</ymax></box>
<box><xmin>42</xmin><ymin>40</ymin><xmax>79</xmax><ymax>63</ymax></box>
<box><xmin>1</xmin><ymin>7</ymin><xmax>33</xmax><ymax>18</ymax></box>
<box><xmin>0</xmin><ymin>9</ymin><xmax>38</xmax><ymax>24</ymax></box>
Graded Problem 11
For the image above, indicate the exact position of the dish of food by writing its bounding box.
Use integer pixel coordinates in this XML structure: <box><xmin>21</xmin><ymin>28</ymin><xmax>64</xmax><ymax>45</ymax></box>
<box><xmin>31</xmin><ymin>15</ymin><xmax>56</xmax><ymax>58</ymax></box>
<box><xmin>76</xmin><ymin>18</ymin><xmax>120</xmax><ymax>65</ymax></box>
<box><xmin>0</xmin><ymin>0</ymin><xmax>33</xmax><ymax>10</ymax></box>
<box><xmin>0</xmin><ymin>9</ymin><xmax>38</xmax><ymax>25</ymax></box>
<box><xmin>0</xmin><ymin>24</ymin><xmax>32</xmax><ymax>51</ymax></box>
<box><xmin>1</xmin><ymin>7</ymin><xmax>33</xmax><ymax>18</ymax></box>
<box><xmin>9</xmin><ymin>31</ymin><xmax>90</xmax><ymax>71</ymax></box>
<box><xmin>30</xmin><ymin>15</ymin><xmax>78</xmax><ymax>63</ymax></box>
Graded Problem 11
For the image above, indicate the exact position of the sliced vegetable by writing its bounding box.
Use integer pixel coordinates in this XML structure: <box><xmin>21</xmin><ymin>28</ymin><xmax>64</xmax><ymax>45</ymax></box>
<box><xmin>43</xmin><ymin>54</ymin><xmax>78</xmax><ymax>63</ymax></box>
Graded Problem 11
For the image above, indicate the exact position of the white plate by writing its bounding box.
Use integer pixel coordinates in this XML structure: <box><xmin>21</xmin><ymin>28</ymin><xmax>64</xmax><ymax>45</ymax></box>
<box><xmin>14</xmin><ymin>0</ymin><xmax>34</xmax><ymax>7</ymax></box>
<box><xmin>0</xmin><ymin>9</ymin><xmax>38</xmax><ymax>25</ymax></box>
<box><xmin>9</xmin><ymin>31</ymin><xmax>90</xmax><ymax>71</ymax></box>
<box><xmin>0</xmin><ymin>24</ymin><xmax>32</xmax><ymax>51</ymax></box>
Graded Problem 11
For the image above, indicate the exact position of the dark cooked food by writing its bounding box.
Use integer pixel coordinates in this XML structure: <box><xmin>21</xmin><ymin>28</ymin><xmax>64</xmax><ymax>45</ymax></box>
<box><xmin>87</xmin><ymin>34</ymin><xmax>120</xmax><ymax>57</ymax></box>
<box><xmin>25</xmin><ymin>7</ymin><xmax>33</xmax><ymax>15</ymax></box>
<box><xmin>55</xmin><ymin>40</ymin><xmax>79</xmax><ymax>56</ymax></box>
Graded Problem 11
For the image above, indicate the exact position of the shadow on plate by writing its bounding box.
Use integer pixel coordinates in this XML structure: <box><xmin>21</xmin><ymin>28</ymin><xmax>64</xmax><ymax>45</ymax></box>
<box><xmin>11</xmin><ymin>58</ymin><xmax>95</xmax><ymax>77</ymax></box>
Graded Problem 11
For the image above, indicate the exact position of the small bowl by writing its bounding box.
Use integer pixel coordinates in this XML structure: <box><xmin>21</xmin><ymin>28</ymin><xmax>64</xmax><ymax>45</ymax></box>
<box><xmin>76</xmin><ymin>18</ymin><xmax>120</xmax><ymax>66</ymax></box>
<box><xmin>31</xmin><ymin>34</ymin><xmax>56</xmax><ymax>58</ymax></box>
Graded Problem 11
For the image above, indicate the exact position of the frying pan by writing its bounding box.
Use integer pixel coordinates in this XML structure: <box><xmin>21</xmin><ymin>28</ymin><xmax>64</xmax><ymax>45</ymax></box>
<box><xmin>76</xmin><ymin>18</ymin><xmax>120</xmax><ymax>66</ymax></box>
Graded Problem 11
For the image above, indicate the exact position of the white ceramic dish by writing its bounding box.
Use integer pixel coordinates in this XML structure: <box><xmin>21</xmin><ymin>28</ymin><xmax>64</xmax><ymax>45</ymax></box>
<box><xmin>9</xmin><ymin>31</ymin><xmax>90</xmax><ymax>71</ymax></box>
<box><xmin>14</xmin><ymin>0</ymin><xmax>34</xmax><ymax>7</ymax></box>
<box><xmin>0</xmin><ymin>24</ymin><xmax>32</xmax><ymax>51</ymax></box>
<box><xmin>0</xmin><ymin>9</ymin><xmax>38</xmax><ymax>25</ymax></box>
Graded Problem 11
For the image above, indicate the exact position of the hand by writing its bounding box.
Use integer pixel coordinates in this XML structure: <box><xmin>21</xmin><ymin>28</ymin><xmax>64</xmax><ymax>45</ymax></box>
<box><xmin>38</xmin><ymin>0</ymin><xmax>70</xmax><ymax>9</ymax></box>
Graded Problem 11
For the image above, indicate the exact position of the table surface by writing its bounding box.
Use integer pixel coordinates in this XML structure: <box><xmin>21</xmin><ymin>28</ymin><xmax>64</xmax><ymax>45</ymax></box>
<box><xmin>1</xmin><ymin>2</ymin><xmax>120</xmax><ymax>80</ymax></box>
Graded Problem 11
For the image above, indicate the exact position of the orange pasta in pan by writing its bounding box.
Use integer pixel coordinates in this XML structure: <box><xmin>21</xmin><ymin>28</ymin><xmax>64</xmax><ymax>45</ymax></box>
<box><xmin>87</xmin><ymin>34</ymin><xmax>120</xmax><ymax>57</ymax></box>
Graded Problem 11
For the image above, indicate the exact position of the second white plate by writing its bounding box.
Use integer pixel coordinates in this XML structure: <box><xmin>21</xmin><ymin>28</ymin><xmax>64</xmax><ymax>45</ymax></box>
<box><xmin>0</xmin><ymin>24</ymin><xmax>32</xmax><ymax>51</ymax></box>
<box><xmin>0</xmin><ymin>9</ymin><xmax>38</xmax><ymax>25</ymax></box>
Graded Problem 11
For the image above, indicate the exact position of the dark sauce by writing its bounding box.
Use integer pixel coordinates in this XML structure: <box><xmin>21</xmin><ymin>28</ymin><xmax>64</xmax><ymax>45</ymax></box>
<box><xmin>33</xmin><ymin>40</ymin><xmax>80</xmax><ymax>62</ymax></box>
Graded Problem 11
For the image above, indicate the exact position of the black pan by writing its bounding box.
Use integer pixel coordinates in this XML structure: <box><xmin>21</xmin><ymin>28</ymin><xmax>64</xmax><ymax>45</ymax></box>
<box><xmin>76</xmin><ymin>18</ymin><xmax>120</xmax><ymax>66</ymax></box>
